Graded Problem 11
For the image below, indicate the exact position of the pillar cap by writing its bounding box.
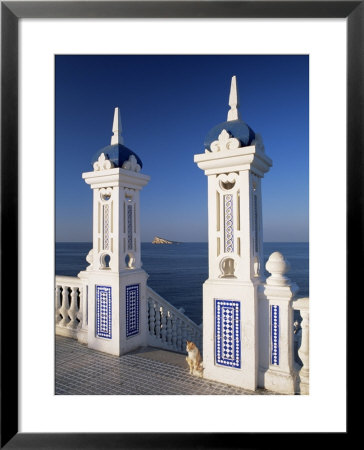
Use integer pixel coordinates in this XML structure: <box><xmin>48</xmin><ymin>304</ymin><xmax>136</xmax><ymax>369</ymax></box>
<box><xmin>204</xmin><ymin>76</ymin><xmax>256</xmax><ymax>151</ymax></box>
<box><xmin>265</xmin><ymin>252</ymin><xmax>291</xmax><ymax>286</ymax></box>
<box><xmin>91</xmin><ymin>107</ymin><xmax>143</xmax><ymax>170</ymax></box>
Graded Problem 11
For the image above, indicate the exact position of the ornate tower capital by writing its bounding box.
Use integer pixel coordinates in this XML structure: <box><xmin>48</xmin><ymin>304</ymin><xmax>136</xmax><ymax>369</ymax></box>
<box><xmin>82</xmin><ymin>107</ymin><xmax>149</xmax><ymax>273</ymax></box>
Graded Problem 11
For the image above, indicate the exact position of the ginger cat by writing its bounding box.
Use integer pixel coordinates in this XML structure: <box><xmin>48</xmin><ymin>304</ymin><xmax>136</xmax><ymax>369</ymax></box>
<box><xmin>186</xmin><ymin>340</ymin><xmax>203</xmax><ymax>377</ymax></box>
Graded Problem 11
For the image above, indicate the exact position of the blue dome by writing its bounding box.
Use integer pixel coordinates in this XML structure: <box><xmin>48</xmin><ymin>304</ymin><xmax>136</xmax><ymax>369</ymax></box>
<box><xmin>204</xmin><ymin>119</ymin><xmax>255</xmax><ymax>151</ymax></box>
<box><xmin>91</xmin><ymin>143</ymin><xmax>143</xmax><ymax>169</ymax></box>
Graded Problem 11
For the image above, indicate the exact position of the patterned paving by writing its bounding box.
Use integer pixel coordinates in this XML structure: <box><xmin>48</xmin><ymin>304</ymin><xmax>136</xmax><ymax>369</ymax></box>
<box><xmin>55</xmin><ymin>336</ymin><xmax>278</xmax><ymax>395</ymax></box>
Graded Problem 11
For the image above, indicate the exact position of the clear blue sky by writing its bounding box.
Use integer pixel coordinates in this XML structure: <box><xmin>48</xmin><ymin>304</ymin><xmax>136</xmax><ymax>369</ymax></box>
<box><xmin>56</xmin><ymin>55</ymin><xmax>308</xmax><ymax>243</ymax></box>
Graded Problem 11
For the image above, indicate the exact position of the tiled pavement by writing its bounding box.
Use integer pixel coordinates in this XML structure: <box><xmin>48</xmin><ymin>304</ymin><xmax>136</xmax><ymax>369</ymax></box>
<box><xmin>55</xmin><ymin>336</ymin><xmax>278</xmax><ymax>395</ymax></box>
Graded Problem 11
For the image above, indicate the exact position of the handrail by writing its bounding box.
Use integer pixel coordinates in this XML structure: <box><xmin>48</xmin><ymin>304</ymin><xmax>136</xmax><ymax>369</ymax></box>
<box><xmin>292</xmin><ymin>296</ymin><xmax>309</xmax><ymax>311</ymax></box>
<box><xmin>147</xmin><ymin>286</ymin><xmax>202</xmax><ymax>354</ymax></box>
<box><xmin>55</xmin><ymin>275</ymin><xmax>83</xmax><ymax>286</ymax></box>
<box><xmin>147</xmin><ymin>286</ymin><xmax>201</xmax><ymax>331</ymax></box>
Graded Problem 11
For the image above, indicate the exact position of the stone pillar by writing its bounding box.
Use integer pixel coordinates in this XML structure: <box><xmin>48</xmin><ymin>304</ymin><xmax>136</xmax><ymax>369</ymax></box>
<box><xmin>194</xmin><ymin>76</ymin><xmax>272</xmax><ymax>391</ymax></box>
<box><xmin>78</xmin><ymin>107</ymin><xmax>150</xmax><ymax>356</ymax></box>
<box><xmin>262</xmin><ymin>252</ymin><xmax>298</xmax><ymax>394</ymax></box>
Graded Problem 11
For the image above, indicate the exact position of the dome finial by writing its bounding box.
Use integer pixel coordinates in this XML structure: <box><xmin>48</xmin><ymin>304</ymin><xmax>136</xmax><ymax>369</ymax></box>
<box><xmin>227</xmin><ymin>75</ymin><xmax>240</xmax><ymax>121</ymax></box>
<box><xmin>111</xmin><ymin>107</ymin><xmax>124</xmax><ymax>145</ymax></box>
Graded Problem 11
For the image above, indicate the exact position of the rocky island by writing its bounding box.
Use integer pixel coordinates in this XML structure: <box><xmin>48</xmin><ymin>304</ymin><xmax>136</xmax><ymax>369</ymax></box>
<box><xmin>152</xmin><ymin>236</ymin><xmax>179</xmax><ymax>244</ymax></box>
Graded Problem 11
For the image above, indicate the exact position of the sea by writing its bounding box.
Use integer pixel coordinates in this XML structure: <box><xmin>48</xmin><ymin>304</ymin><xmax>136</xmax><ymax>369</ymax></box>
<box><xmin>56</xmin><ymin>242</ymin><xmax>309</xmax><ymax>325</ymax></box>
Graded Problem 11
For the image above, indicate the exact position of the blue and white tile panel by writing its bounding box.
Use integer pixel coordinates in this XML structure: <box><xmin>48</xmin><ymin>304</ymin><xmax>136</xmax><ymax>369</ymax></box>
<box><xmin>271</xmin><ymin>305</ymin><xmax>280</xmax><ymax>365</ymax></box>
<box><xmin>96</xmin><ymin>285</ymin><xmax>112</xmax><ymax>339</ymax></box>
<box><xmin>126</xmin><ymin>284</ymin><xmax>139</xmax><ymax>338</ymax></box>
<box><xmin>103</xmin><ymin>204</ymin><xmax>110</xmax><ymax>250</ymax></box>
<box><xmin>215</xmin><ymin>300</ymin><xmax>241</xmax><ymax>369</ymax></box>
<box><xmin>224</xmin><ymin>194</ymin><xmax>234</xmax><ymax>253</ymax></box>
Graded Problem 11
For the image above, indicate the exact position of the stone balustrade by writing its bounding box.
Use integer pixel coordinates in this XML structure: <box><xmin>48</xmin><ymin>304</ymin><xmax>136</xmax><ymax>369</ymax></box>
<box><xmin>147</xmin><ymin>286</ymin><xmax>202</xmax><ymax>354</ymax></box>
<box><xmin>55</xmin><ymin>276</ymin><xmax>87</xmax><ymax>343</ymax></box>
<box><xmin>292</xmin><ymin>297</ymin><xmax>309</xmax><ymax>394</ymax></box>
<box><xmin>262</xmin><ymin>252</ymin><xmax>309</xmax><ymax>394</ymax></box>
<box><xmin>55</xmin><ymin>276</ymin><xmax>202</xmax><ymax>353</ymax></box>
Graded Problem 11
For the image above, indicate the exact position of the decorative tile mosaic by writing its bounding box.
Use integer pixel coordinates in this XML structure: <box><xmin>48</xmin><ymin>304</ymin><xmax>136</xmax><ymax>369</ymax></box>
<box><xmin>215</xmin><ymin>300</ymin><xmax>241</xmax><ymax>368</ymax></box>
<box><xmin>103</xmin><ymin>204</ymin><xmax>110</xmax><ymax>250</ymax></box>
<box><xmin>271</xmin><ymin>305</ymin><xmax>279</xmax><ymax>365</ymax></box>
<box><xmin>127</xmin><ymin>203</ymin><xmax>133</xmax><ymax>250</ymax></box>
<box><xmin>126</xmin><ymin>284</ymin><xmax>139</xmax><ymax>338</ymax></box>
<box><xmin>224</xmin><ymin>195</ymin><xmax>234</xmax><ymax>253</ymax></box>
<box><xmin>96</xmin><ymin>285</ymin><xmax>112</xmax><ymax>339</ymax></box>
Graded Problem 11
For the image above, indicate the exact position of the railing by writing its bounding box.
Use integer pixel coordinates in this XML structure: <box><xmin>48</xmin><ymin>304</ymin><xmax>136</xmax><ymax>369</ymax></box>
<box><xmin>55</xmin><ymin>277</ymin><xmax>201</xmax><ymax>352</ymax></box>
<box><xmin>293</xmin><ymin>297</ymin><xmax>309</xmax><ymax>394</ymax></box>
<box><xmin>147</xmin><ymin>286</ymin><xmax>202</xmax><ymax>354</ymax></box>
<box><xmin>263</xmin><ymin>251</ymin><xmax>309</xmax><ymax>394</ymax></box>
<box><xmin>55</xmin><ymin>276</ymin><xmax>87</xmax><ymax>342</ymax></box>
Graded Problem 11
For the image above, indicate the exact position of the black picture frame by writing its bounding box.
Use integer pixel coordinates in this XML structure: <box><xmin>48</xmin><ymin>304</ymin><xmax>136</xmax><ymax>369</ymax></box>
<box><xmin>1</xmin><ymin>1</ymin><xmax>357</xmax><ymax>448</ymax></box>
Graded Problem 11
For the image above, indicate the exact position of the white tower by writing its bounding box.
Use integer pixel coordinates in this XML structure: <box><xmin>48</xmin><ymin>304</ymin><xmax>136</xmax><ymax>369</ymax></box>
<box><xmin>194</xmin><ymin>77</ymin><xmax>272</xmax><ymax>390</ymax></box>
<box><xmin>78</xmin><ymin>107</ymin><xmax>150</xmax><ymax>356</ymax></box>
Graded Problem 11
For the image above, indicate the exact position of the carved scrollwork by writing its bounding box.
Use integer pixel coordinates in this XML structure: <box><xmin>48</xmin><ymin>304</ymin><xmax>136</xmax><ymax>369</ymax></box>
<box><xmin>93</xmin><ymin>153</ymin><xmax>115</xmax><ymax>171</ymax></box>
<box><xmin>217</xmin><ymin>172</ymin><xmax>238</xmax><ymax>192</ymax></box>
<box><xmin>125</xmin><ymin>253</ymin><xmax>135</xmax><ymax>269</ymax></box>
<box><xmin>124</xmin><ymin>188</ymin><xmax>135</xmax><ymax>199</ymax></box>
<box><xmin>122</xmin><ymin>154</ymin><xmax>141</xmax><ymax>172</ymax></box>
<box><xmin>210</xmin><ymin>129</ymin><xmax>240</xmax><ymax>152</ymax></box>
<box><xmin>100</xmin><ymin>187</ymin><xmax>112</xmax><ymax>201</ymax></box>
<box><xmin>86</xmin><ymin>249</ymin><xmax>93</xmax><ymax>271</ymax></box>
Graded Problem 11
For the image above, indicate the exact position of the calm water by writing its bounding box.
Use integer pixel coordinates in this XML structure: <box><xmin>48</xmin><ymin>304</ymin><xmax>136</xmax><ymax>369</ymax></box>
<box><xmin>56</xmin><ymin>242</ymin><xmax>309</xmax><ymax>325</ymax></box>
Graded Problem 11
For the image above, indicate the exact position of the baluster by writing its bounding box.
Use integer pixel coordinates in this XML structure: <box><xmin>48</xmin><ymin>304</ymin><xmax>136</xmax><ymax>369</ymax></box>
<box><xmin>161</xmin><ymin>306</ymin><xmax>167</xmax><ymax>343</ymax></box>
<box><xmin>189</xmin><ymin>327</ymin><xmax>194</xmax><ymax>343</ymax></box>
<box><xmin>67</xmin><ymin>286</ymin><xmax>79</xmax><ymax>329</ymax></box>
<box><xmin>176</xmin><ymin>317</ymin><xmax>182</xmax><ymax>351</ymax></box>
<box><xmin>76</xmin><ymin>286</ymin><xmax>83</xmax><ymax>329</ymax></box>
<box><xmin>149</xmin><ymin>299</ymin><xmax>156</xmax><ymax>336</ymax></box>
<box><xmin>171</xmin><ymin>313</ymin><xmax>178</xmax><ymax>350</ymax></box>
<box><xmin>55</xmin><ymin>285</ymin><xmax>62</xmax><ymax>324</ymax></box>
<box><xmin>186</xmin><ymin>326</ymin><xmax>192</xmax><ymax>342</ymax></box>
<box><xmin>147</xmin><ymin>298</ymin><xmax>150</xmax><ymax>334</ymax></box>
<box><xmin>298</xmin><ymin>305</ymin><xmax>309</xmax><ymax>394</ymax></box>
<box><xmin>194</xmin><ymin>330</ymin><xmax>201</xmax><ymax>349</ymax></box>
<box><xmin>147</xmin><ymin>298</ymin><xmax>152</xmax><ymax>334</ymax></box>
<box><xmin>181</xmin><ymin>322</ymin><xmax>187</xmax><ymax>350</ymax></box>
<box><xmin>188</xmin><ymin>326</ymin><xmax>193</xmax><ymax>344</ymax></box>
<box><xmin>166</xmin><ymin>311</ymin><xmax>172</xmax><ymax>347</ymax></box>
<box><xmin>193</xmin><ymin>328</ymin><xmax>198</xmax><ymax>343</ymax></box>
<box><xmin>194</xmin><ymin>329</ymin><xmax>199</xmax><ymax>346</ymax></box>
<box><xmin>198</xmin><ymin>324</ymin><xmax>203</xmax><ymax>350</ymax></box>
<box><xmin>59</xmin><ymin>286</ymin><xmax>70</xmax><ymax>327</ymax></box>
<box><xmin>155</xmin><ymin>302</ymin><xmax>161</xmax><ymax>340</ymax></box>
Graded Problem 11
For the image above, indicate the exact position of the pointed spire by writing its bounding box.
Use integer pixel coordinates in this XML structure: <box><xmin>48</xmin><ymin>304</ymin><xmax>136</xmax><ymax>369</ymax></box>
<box><xmin>110</xmin><ymin>107</ymin><xmax>124</xmax><ymax>145</ymax></box>
<box><xmin>227</xmin><ymin>75</ymin><xmax>241</xmax><ymax>121</ymax></box>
